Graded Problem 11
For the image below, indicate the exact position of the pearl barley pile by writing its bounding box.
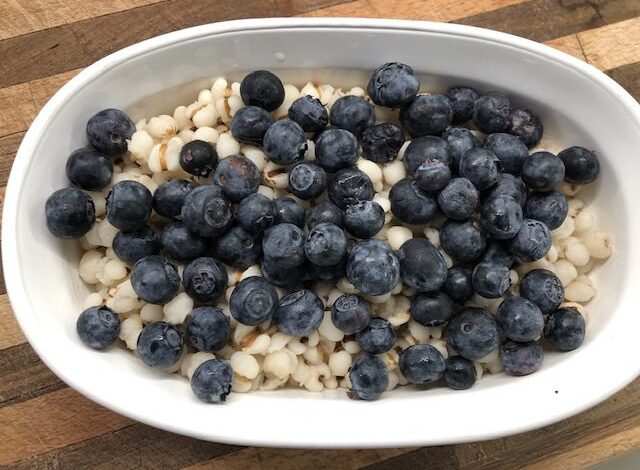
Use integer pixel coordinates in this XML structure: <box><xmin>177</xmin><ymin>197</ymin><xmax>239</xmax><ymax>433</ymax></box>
<box><xmin>45</xmin><ymin>65</ymin><xmax>613</xmax><ymax>403</ymax></box>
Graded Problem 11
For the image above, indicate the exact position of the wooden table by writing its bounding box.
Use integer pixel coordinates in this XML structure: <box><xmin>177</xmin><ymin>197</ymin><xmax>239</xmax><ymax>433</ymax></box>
<box><xmin>1</xmin><ymin>0</ymin><xmax>639</xmax><ymax>468</ymax></box>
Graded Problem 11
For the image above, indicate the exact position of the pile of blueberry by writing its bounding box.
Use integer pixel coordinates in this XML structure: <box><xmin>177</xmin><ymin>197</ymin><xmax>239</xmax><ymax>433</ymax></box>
<box><xmin>46</xmin><ymin>63</ymin><xmax>601</xmax><ymax>403</ymax></box>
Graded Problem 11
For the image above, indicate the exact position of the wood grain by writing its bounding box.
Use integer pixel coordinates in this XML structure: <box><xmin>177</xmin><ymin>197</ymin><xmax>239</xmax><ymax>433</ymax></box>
<box><xmin>608</xmin><ymin>62</ymin><xmax>640</xmax><ymax>99</ymax></box>
<box><xmin>579</xmin><ymin>16</ymin><xmax>640</xmax><ymax>70</ymax></box>
<box><xmin>0</xmin><ymin>295</ymin><xmax>24</xmax><ymax>350</ymax></box>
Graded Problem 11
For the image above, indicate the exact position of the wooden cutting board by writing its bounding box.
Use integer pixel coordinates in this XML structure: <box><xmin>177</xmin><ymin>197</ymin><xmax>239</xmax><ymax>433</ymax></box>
<box><xmin>1</xmin><ymin>0</ymin><xmax>639</xmax><ymax>468</ymax></box>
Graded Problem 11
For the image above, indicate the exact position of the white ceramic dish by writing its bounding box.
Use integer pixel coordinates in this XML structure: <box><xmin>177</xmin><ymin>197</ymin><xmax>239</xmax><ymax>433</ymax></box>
<box><xmin>4</xmin><ymin>18</ymin><xmax>640</xmax><ymax>448</ymax></box>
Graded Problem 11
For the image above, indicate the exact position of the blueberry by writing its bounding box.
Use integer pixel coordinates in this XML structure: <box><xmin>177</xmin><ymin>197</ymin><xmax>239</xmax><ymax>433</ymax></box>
<box><xmin>263</xmin><ymin>120</ymin><xmax>308</xmax><ymax>165</ymax></box>
<box><xmin>327</xmin><ymin>167</ymin><xmax>374</xmax><ymax>210</ymax></box>
<box><xmin>367</xmin><ymin>62</ymin><xmax>419</xmax><ymax>107</ymax></box>
<box><xmin>240</xmin><ymin>70</ymin><xmax>285</xmax><ymax>111</ymax></box>
<box><xmin>389</xmin><ymin>179</ymin><xmax>438</xmax><ymax>224</ymax></box>
<box><xmin>410</xmin><ymin>291</ymin><xmax>454</xmax><ymax>326</ymax></box>
<box><xmin>544</xmin><ymin>307</ymin><xmax>586</xmax><ymax>351</ymax></box>
<box><xmin>481</xmin><ymin>240</ymin><xmax>515</xmax><ymax>268</ymax></box>
<box><xmin>86</xmin><ymin>108</ymin><xmax>135</xmax><ymax>157</ymax></box>
<box><xmin>521</xmin><ymin>151</ymin><xmax>565</xmax><ymax>191</ymax></box>
<box><xmin>288</xmin><ymin>95</ymin><xmax>328</xmax><ymax>132</ymax></box>
<box><xmin>315</xmin><ymin>128</ymin><xmax>359</xmax><ymax>172</ymax></box>
<box><xmin>440</xmin><ymin>219</ymin><xmax>486</xmax><ymax>263</ymax></box>
<box><xmin>437</xmin><ymin>178</ymin><xmax>479</xmax><ymax>220</ymax></box>
<box><xmin>415</xmin><ymin>159</ymin><xmax>451</xmax><ymax>191</ymax></box>
<box><xmin>182</xmin><ymin>257</ymin><xmax>228</xmax><ymax>303</ymax></box>
<box><xmin>348</xmin><ymin>353</ymin><xmax>388</xmax><ymax>401</ymax></box>
<box><xmin>274</xmin><ymin>289</ymin><xmax>324</xmax><ymax>336</ymax></box>
<box><xmin>485</xmin><ymin>173</ymin><xmax>527</xmax><ymax>207</ymax></box>
<box><xmin>444</xmin><ymin>356</ymin><xmax>477</xmax><ymax>390</ymax></box>
<box><xmin>446</xmin><ymin>86</ymin><xmax>480</xmax><ymax>124</ymax></box>
<box><xmin>288</xmin><ymin>162</ymin><xmax>327</xmax><ymax>200</ymax></box>
<box><xmin>191</xmin><ymin>359</ymin><xmax>233</xmax><ymax>403</ymax></box>
<box><xmin>496</xmin><ymin>296</ymin><xmax>544</xmax><ymax>342</ymax></box>
<box><xmin>459</xmin><ymin>148</ymin><xmax>500</xmax><ymax>190</ymax></box>
<box><xmin>441</xmin><ymin>267</ymin><xmax>474</xmax><ymax>304</ymax></box>
<box><xmin>236</xmin><ymin>193</ymin><xmax>275</xmax><ymax>234</ymax></box>
<box><xmin>113</xmin><ymin>225</ymin><xmax>161</xmax><ymax>264</ymax></box>
<box><xmin>520</xmin><ymin>269</ymin><xmax>564</xmax><ymax>314</ymax></box>
<box><xmin>400</xmin><ymin>93</ymin><xmax>453</xmax><ymax>137</ymax></box>
<box><xmin>262</xmin><ymin>223</ymin><xmax>306</xmax><ymax>269</ymax></box>
<box><xmin>229</xmin><ymin>276</ymin><xmax>279</xmax><ymax>326</ymax></box>
<box><xmin>397</xmin><ymin>238</ymin><xmax>448</xmax><ymax>292</ymax></box>
<box><xmin>472</xmin><ymin>261</ymin><xmax>510</xmax><ymax>299</ymax></box>
<box><xmin>356</xmin><ymin>318</ymin><xmax>397</xmax><ymax>354</ymax></box>
<box><xmin>160</xmin><ymin>222</ymin><xmax>206</xmax><ymax>262</ymax></box>
<box><xmin>179</xmin><ymin>140</ymin><xmax>218</xmax><ymax>177</ymax></box>
<box><xmin>45</xmin><ymin>188</ymin><xmax>95</xmax><ymax>239</ymax></box>
<box><xmin>305</xmin><ymin>202</ymin><xmax>344</xmax><ymax>229</ymax></box>
<box><xmin>308</xmin><ymin>259</ymin><xmax>346</xmax><ymax>283</ymax></box>
<box><xmin>331</xmin><ymin>294</ymin><xmax>371</xmax><ymax>334</ymax></box>
<box><xmin>500</xmin><ymin>339</ymin><xmax>543</xmax><ymax>376</ymax></box>
<box><xmin>261</xmin><ymin>258</ymin><xmax>306</xmax><ymax>288</ymax></box>
<box><xmin>441</xmin><ymin>127</ymin><xmax>478</xmax><ymax>171</ymax></box>
<box><xmin>509</xmin><ymin>219</ymin><xmax>551</xmax><ymax>262</ymax></box>
<box><xmin>445</xmin><ymin>307</ymin><xmax>499</xmax><ymax>360</ymax></box>
<box><xmin>329</xmin><ymin>95</ymin><xmax>375</xmax><ymax>138</ymax></box>
<box><xmin>399</xmin><ymin>344</ymin><xmax>446</xmax><ymax>385</ymax></box>
<box><xmin>273</xmin><ymin>196</ymin><xmax>305</xmax><ymax>228</ymax></box>
<box><xmin>524</xmin><ymin>190</ymin><xmax>568</xmax><ymax>230</ymax></box>
<box><xmin>106</xmin><ymin>181</ymin><xmax>153</xmax><ymax>231</ymax></box>
<box><xmin>65</xmin><ymin>147</ymin><xmax>113</xmax><ymax>190</ymax></box>
<box><xmin>480</xmin><ymin>194</ymin><xmax>523</xmax><ymax>239</ymax></box>
<box><xmin>346</xmin><ymin>240</ymin><xmax>400</xmax><ymax>296</ymax></box>
<box><xmin>483</xmin><ymin>133</ymin><xmax>529</xmax><ymax>175</ymax></box>
<box><xmin>558</xmin><ymin>146</ymin><xmax>600</xmax><ymax>184</ymax></box>
<box><xmin>137</xmin><ymin>321</ymin><xmax>183</xmax><ymax>368</ymax></box>
<box><xmin>131</xmin><ymin>255</ymin><xmax>180</xmax><ymax>304</ymax></box>
<box><xmin>507</xmin><ymin>108</ymin><xmax>543</xmax><ymax>148</ymax></box>
<box><xmin>213</xmin><ymin>155</ymin><xmax>260</xmax><ymax>203</ymax></box>
<box><xmin>403</xmin><ymin>135</ymin><xmax>450</xmax><ymax>176</ymax></box>
<box><xmin>304</xmin><ymin>222</ymin><xmax>347</xmax><ymax>267</ymax></box>
<box><xmin>230</xmin><ymin>106</ymin><xmax>275</xmax><ymax>145</ymax></box>
<box><xmin>344</xmin><ymin>200</ymin><xmax>384</xmax><ymax>239</ymax></box>
<box><xmin>472</xmin><ymin>92</ymin><xmax>511</xmax><ymax>134</ymax></box>
<box><xmin>76</xmin><ymin>306</ymin><xmax>120</xmax><ymax>350</ymax></box>
<box><xmin>181</xmin><ymin>185</ymin><xmax>233</xmax><ymax>237</ymax></box>
<box><xmin>185</xmin><ymin>306</ymin><xmax>230</xmax><ymax>352</ymax></box>
<box><xmin>361</xmin><ymin>123</ymin><xmax>405</xmax><ymax>163</ymax></box>
<box><xmin>153</xmin><ymin>179</ymin><xmax>194</xmax><ymax>219</ymax></box>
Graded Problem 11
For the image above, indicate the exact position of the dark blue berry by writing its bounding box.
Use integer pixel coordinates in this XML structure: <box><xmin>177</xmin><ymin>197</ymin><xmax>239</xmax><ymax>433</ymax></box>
<box><xmin>481</xmin><ymin>240</ymin><xmax>515</xmax><ymax>268</ymax></box>
<box><xmin>185</xmin><ymin>306</ymin><xmax>230</xmax><ymax>352</ymax></box>
<box><xmin>444</xmin><ymin>356</ymin><xmax>476</xmax><ymax>390</ymax></box>
<box><xmin>344</xmin><ymin>200</ymin><xmax>384</xmax><ymax>239</ymax></box>
<box><xmin>181</xmin><ymin>185</ymin><xmax>233</xmax><ymax>237</ymax></box>
<box><xmin>472</xmin><ymin>261</ymin><xmax>510</xmax><ymax>299</ymax></box>
<box><xmin>315</xmin><ymin>128</ymin><xmax>359</xmax><ymax>172</ymax></box>
<box><xmin>389</xmin><ymin>178</ymin><xmax>438</xmax><ymax>224</ymax></box>
<box><xmin>485</xmin><ymin>173</ymin><xmax>527</xmax><ymax>207</ymax></box>
<box><xmin>331</xmin><ymin>294</ymin><xmax>371</xmax><ymax>334</ymax></box>
<box><xmin>483</xmin><ymin>133</ymin><xmax>529</xmax><ymax>175</ymax></box>
<box><xmin>153</xmin><ymin>179</ymin><xmax>194</xmax><ymax>219</ymax></box>
<box><xmin>179</xmin><ymin>140</ymin><xmax>218</xmax><ymax>177</ymax></box>
<box><xmin>86</xmin><ymin>108</ymin><xmax>135</xmax><ymax>157</ymax></box>
<box><xmin>509</xmin><ymin>219</ymin><xmax>551</xmax><ymax>262</ymax></box>
<box><xmin>191</xmin><ymin>359</ymin><xmax>233</xmax><ymax>403</ymax></box>
<box><xmin>415</xmin><ymin>159</ymin><xmax>451</xmax><ymax>191</ymax></box>
<box><xmin>397</xmin><ymin>238</ymin><xmax>448</xmax><ymax>292</ymax></box>
<box><xmin>403</xmin><ymin>135</ymin><xmax>450</xmax><ymax>176</ymax></box>
<box><xmin>262</xmin><ymin>223</ymin><xmax>306</xmax><ymax>269</ymax></box>
<box><xmin>76</xmin><ymin>306</ymin><xmax>120</xmax><ymax>350</ymax></box>
<box><xmin>446</xmin><ymin>86</ymin><xmax>479</xmax><ymax>124</ymax></box>
<box><xmin>346</xmin><ymin>239</ymin><xmax>400</xmax><ymax>296</ymax></box>
<box><xmin>507</xmin><ymin>109</ymin><xmax>543</xmax><ymax>148</ymax></box>
<box><xmin>327</xmin><ymin>167</ymin><xmax>374</xmax><ymax>210</ymax></box>
<box><xmin>440</xmin><ymin>219</ymin><xmax>486</xmax><ymax>263</ymax></box>
<box><xmin>410</xmin><ymin>291</ymin><xmax>454</xmax><ymax>326</ymax></box>
<box><xmin>131</xmin><ymin>255</ymin><xmax>180</xmax><ymax>305</ymax></box>
<box><xmin>399</xmin><ymin>344</ymin><xmax>446</xmax><ymax>384</ymax></box>
<box><xmin>213</xmin><ymin>155</ymin><xmax>260</xmax><ymax>203</ymax></box>
<box><xmin>524</xmin><ymin>190</ymin><xmax>568</xmax><ymax>230</ymax></box>
<box><xmin>261</xmin><ymin>258</ymin><xmax>306</xmax><ymax>288</ymax></box>
<box><xmin>308</xmin><ymin>259</ymin><xmax>346</xmax><ymax>283</ymax></box>
<box><xmin>305</xmin><ymin>202</ymin><xmax>343</xmax><ymax>229</ymax></box>
<box><xmin>348</xmin><ymin>354</ymin><xmax>388</xmax><ymax>401</ymax></box>
<box><xmin>230</xmin><ymin>106</ymin><xmax>275</xmax><ymax>145</ymax></box>
<box><xmin>240</xmin><ymin>70</ymin><xmax>285</xmax><ymax>111</ymax></box>
<box><xmin>459</xmin><ymin>148</ymin><xmax>500</xmax><ymax>190</ymax></box>
<box><xmin>441</xmin><ymin>267</ymin><xmax>474</xmax><ymax>304</ymax></box>
<box><xmin>401</xmin><ymin>93</ymin><xmax>453</xmax><ymax>137</ymax></box>
<box><xmin>445</xmin><ymin>307</ymin><xmax>499</xmax><ymax>360</ymax></box>
<box><xmin>288</xmin><ymin>162</ymin><xmax>327</xmax><ymax>200</ymax></box>
<box><xmin>106</xmin><ymin>181</ymin><xmax>153</xmax><ymax>231</ymax></box>
<box><xmin>161</xmin><ymin>222</ymin><xmax>206</xmax><ymax>262</ymax></box>
<box><xmin>521</xmin><ymin>151</ymin><xmax>565</xmax><ymax>191</ymax></box>
<box><xmin>472</xmin><ymin>92</ymin><xmax>511</xmax><ymax>134</ymax></box>
<box><xmin>496</xmin><ymin>296</ymin><xmax>544</xmax><ymax>342</ymax></box>
<box><xmin>361</xmin><ymin>123</ymin><xmax>405</xmax><ymax>164</ymax></box>
<box><xmin>480</xmin><ymin>194</ymin><xmax>523</xmax><ymax>239</ymax></box>
<box><xmin>442</xmin><ymin>127</ymin><xmax>478</xmax><ymax>171</ymax></box>
<box><xmin>113</xmin><ymin>225</ymin><xmax>161</xmax><ymax>264</ymax></box>
<box><xmin>45</xmin><ymin>188</ymin><xmax>95</xmax><ymax>239</ymax></box>
<box><xmin>273</xmin><ymin>196</ymin><xmax>305</xmax><ymax>228</ymax></box>
<box><xmin>544</xmin><ymin>307</ymin><xmax>586</xmax><ymax>351</ymax></box>
<box><xmin>356</xmin><ymin>318</ymin><xmax>396</xmax><ymax>354</ymax></box>
<box><xmin>520</xmin><ymin>269</ymin><xmax>564</xmax><ymax>314</ymax></box>
<box><xmin>500</xmin><ymin>339</ymin><xmax>543</xmax><ymax>376</ymax></box>
<box><xmin>329</xmin><ymin>95</ymin><xmax>375</xmax><ymax>138</ymax></box>
<box><xmin>236</xmin><ymin>193</ymin><xmax>275</xmax><ymax>234</ymax></box>
<box><xmin>288</xmin><ymin>95</ymin><xmax>328</xmax><ymax>132</ymax></box>
<box><xmin>437</xmin><ymin>177</ymin><xmax>479</xmax><ymax>220</ymax></box>
<box><xmin>66</xmin><ymin>147</ymin><xmax>113</xmax><ymax>190</ymax></box>
<box><xmin>304</xmin><ymin>222</ymin><xmax>347</xmax><ymax>267</ymax></box>
<box><xmin>229</xmin><ymin>276</ymin><xmax>279</xmax><ymax>326</ymax></box>
<box><xmin>137</xmin><ymin>321</ymin><xmax>183</xmax><ymax>368</ymax></box>
<box><xmin>274</xmin><ymin>289</ymin><xmax>324</xmax><ymax>336</ymax></box>
<box><xmin>263</xmin><ymin>120</ymin><xmax>308</xmax><ymax>165</ymax></box>
<box><xmin>182</xmin><ymin>257</ymin><xmax>228</xmax><ymax>303</ymax></box>
<box><xmin>367</xmin><ymin>62</ymin><xmax>420</xmax><ymax>107</ymax></box>
<box><xmin>558</xmin><ymin>146</ymin><xmax>600</xmax><ymax>184</ymax></box>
